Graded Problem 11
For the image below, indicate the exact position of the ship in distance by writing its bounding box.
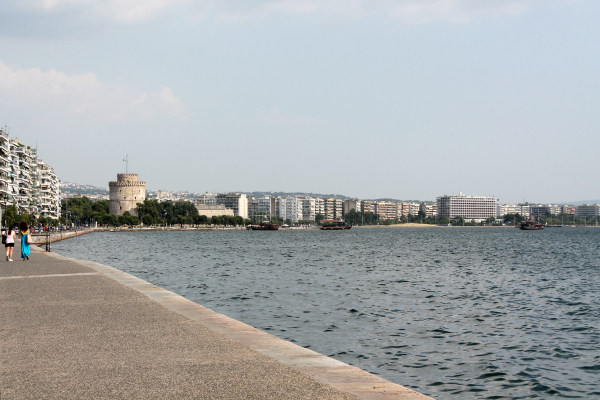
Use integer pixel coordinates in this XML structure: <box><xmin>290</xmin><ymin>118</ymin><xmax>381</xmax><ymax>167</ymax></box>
<box><xmin>247</xmin><ymin>222</ymin><xmax>280</xmax><ymax>230</ymax></box>
<box><xmin>519</xmin><ymin>220</ymin><xmax>544</xmax><ymax>230</ymax></box>
<box><xmin>319</xmin><ymin>220</ymin><xmax>352</xmax><ymax>230</ymax></box>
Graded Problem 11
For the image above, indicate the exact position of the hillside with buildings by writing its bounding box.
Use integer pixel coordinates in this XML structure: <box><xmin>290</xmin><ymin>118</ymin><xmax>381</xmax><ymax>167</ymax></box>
<box><xmin>60</xmin><ymin>178</ymin><xmax>600</xmax><ymax>227</ymax></box>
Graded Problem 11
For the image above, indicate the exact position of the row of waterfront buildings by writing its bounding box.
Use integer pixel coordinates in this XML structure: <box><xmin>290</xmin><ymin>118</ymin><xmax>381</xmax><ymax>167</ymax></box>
<box><xmin>184</xmin><ymin>192</ymin><xmax>600</xmax><ymax>223</ymax></box>
<box><xmin>0</xmin><ymin>128</ymin><xmax>61</xmax><ymax>219</ymax></box>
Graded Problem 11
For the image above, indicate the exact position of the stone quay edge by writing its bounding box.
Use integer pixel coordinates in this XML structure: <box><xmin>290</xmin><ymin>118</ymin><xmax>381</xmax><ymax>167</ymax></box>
<box><xmin>0</xmin><ymin>242</ymin><xmax>434</xmax><ymax>400</ymax></box>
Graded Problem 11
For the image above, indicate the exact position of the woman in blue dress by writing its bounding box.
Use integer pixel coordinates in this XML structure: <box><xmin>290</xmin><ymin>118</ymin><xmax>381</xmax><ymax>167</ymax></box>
<box><xmin>19</xmin><ymin>221</ymin><xmax>30</xmax><ymax>261</ymax></box>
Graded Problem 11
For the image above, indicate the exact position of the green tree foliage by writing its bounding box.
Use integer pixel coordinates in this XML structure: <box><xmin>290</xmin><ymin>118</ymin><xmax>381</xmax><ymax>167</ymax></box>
<box><xmin>142</xmin><ymin>214</ymin><xmax>154</xmax><ymax>226</ymax></box>
<box><xmin>437</xmin><ymin>216</ymin><xmax>449</xmax><ymax>225</ymax></box>
<box><xmin>137</xmin><ymin>200</ymin><xmax>199</xmax><ymax>226</ymax></box>
<box><xmin>343</xmin><ymin>209</ymin><xmax>379</xmax><ymax>226</ymax></box>
<box><xmin>118</xmin><ymin>211</ymin><xmax>139</xmax><ymax>226</ymax></box>
<box><xmin>315</xmin><ymin>213</ymin><xmax>324</xmax><ymax>224</ymax></box>
<box><xmin>62</xmin><ymin>197</ymin><xmax>93</xmax><ymax>224</ymax></box>
<box><xmin>2</xmin><ymin>205</ymin><xmax>18</xmax><ymax>228</ymax></box>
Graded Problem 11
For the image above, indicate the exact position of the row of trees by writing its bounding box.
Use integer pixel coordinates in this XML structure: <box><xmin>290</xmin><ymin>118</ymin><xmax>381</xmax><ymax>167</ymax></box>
<box><xmin>59</xmin><ymin>197</ymin><xmax>253</xmax><ymax>227</ymax></box>
<box><xmin>2</xmin><ymin>205</ymin><xmax>62</xmax><ymax>229</ymax></box>
<box><xmin>136</xmin><ymin>199</ymin><xmax>247</xmax><ymax>226</ymax></box>
<box><xmin>503</xmin><ymin>212</ymin><xmax>600</xmax><ymax>226</ymax></box>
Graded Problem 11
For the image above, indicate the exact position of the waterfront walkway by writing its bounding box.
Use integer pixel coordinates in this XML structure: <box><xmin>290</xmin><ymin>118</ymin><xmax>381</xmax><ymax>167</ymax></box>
<box><xmin>0</xmin><ymin>245</ymin><xmax>432</xmax><ymax>399</ymax></box>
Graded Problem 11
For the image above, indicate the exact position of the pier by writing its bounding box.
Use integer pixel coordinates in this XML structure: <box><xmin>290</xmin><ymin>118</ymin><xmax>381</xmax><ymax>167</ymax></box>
<box><xmin>0</xmin><ymin>243</ymin><xmax>433</xmax><ymax>399</ymax></box>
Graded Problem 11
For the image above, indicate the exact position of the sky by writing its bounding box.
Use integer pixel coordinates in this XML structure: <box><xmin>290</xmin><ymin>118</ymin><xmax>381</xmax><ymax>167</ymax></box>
<box><xmin>0</xmin><ymin>0</ymin><xmax>598</xmax><ymax>204</ymax></box>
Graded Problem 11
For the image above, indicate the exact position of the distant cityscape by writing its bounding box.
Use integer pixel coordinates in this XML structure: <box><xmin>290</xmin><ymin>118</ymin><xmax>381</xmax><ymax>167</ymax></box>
<box><xmin>62</xmin><ymin>179</ymin><xmax>600</xmax><ymax>224</ymax></box>
<box><xmin>2</xmin><ymin>123</ymin><xmax>596</xmax><ymax>226</ymax></box>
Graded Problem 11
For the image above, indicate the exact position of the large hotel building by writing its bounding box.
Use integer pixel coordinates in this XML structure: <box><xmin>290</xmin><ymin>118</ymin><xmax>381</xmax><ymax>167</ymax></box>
<box><xmin>437</xmin><ymin>193</ymin><xmax>497</xmax><ymax>222</ymax></box>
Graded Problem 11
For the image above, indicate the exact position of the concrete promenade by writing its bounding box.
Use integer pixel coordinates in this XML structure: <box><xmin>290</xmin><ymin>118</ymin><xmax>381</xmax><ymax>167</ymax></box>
<box><xmin>0</xmin><ymin>244</ymin><xmax>433</xmax><ymax>399</ymax></box>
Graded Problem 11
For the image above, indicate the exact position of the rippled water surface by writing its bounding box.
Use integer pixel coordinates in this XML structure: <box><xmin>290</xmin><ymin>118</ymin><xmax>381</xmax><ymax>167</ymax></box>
<box><xmin>54</xmin><ymin>228</ymin><xmax>600</xmax><ymax>399</ymax></box>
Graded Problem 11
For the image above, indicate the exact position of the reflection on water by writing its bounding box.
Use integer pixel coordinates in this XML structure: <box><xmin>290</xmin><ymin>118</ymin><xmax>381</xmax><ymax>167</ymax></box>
<box><xmin>54</xmin><ymin>228</ymin><xmax>600</xmax><ymax>399</ymax></box>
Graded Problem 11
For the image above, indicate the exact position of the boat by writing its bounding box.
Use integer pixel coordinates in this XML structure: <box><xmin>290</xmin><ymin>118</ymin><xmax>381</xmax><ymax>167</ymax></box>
<box><xmin>319</xmin><ymin>220</ymin><xmax>352</xmax><ymax>230</ymax></box>
<box><xmin>248</xmin><ymin>222</ymin><xmax>279</xmax><ymax>230</ymax></box>
<box><xmin>519</xmin><ymin>220</ymin><xmax>544</xmax><ymax>230</ymax></box>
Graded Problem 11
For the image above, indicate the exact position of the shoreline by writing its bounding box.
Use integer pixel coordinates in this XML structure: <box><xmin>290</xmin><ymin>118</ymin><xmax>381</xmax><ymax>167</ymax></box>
<box><xmin>36</xmin><ymin>223</ymin><xmax>598</xmax><ymax>238</ymax></box>
<box><xmin>32</xmin><ymin>246</ymin><xmax>433</xmax><ymax>399</ymax></box>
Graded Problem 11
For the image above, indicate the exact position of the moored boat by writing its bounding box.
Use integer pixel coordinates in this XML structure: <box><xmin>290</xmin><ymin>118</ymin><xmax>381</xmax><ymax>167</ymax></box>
<box><xmin>248</xmin><ymin>222</ymin><xmax>279</xmax><ymax>230</ymax></box>
<box><xmin>519</xmin><ymin>220</ymin><xmax>544</xmax><ymax>230</ymax></box>
<box><xmin>319</xmin><ymin>220</ymin><xmax>352</xmax><ymax>230</ymax></box>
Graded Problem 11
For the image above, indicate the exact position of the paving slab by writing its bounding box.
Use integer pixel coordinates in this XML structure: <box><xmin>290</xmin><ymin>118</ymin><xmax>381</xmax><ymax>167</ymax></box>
<box><xmin>0</xmin><ymin>243</ymin><xmax>433</xmax><ymax>399</ymax></box>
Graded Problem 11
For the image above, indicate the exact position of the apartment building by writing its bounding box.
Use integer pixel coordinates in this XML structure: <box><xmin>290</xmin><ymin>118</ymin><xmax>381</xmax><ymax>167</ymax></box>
<box><xmin>0</xmin><ymin>132</ymin><xmax>11</xmax><ymax>208</ymax></box>
<box><xmin>560</xmin><ymin>205</ymin><xmax>576</xmax><ymax>215</ymax></box>
<box><xmin>361</xmin><ymin>200</ymin><xmax>377</xmax><ymax>214</ymax></box>
<box><xmin>0</xmin><ymin>128</ymin><xmax>61</xmax><ymax>219</ymax></box>
<box><xmin>576</xmin><ymin>204</ymin><xmax>600</xmax><ymax>218</ymax></box>
<box><xmin>38</xmin><ymin>160</ymin><xmax>60</xmax><ymax>219</ymax></box>
<box><xmin>376</xmin><ymin>202</ymin><xmax>398</xmax><ymax>220</ymax></box>
<box><xmin>399</xmin><ymin>202</ymin><xmax>420</xmax><ymax>217</ymax></box>
<box><xmin>529</xmin><ymin>205</ymin><xmax>560</xmax><ymax>218</ymax></box>
<box><xmin>420</xmin><ymin>202</ymin><xmax>437</xmax><ymax>218</ymax></box>
<box><xmin>196</xmin><ymin>193</ymin><xmax>217</xmax><ymax>205</ymax></box>
<box><xmin>342</xmin><ymin>198</ymin><xmax>361</xmax><ymax>216</ymax></box>
<box><xmin>323</xmin><ymin>198</ymin><xmax>335</xmax><ymax>220</ymax></box>
<box><xmin>248</xmin><ymin>196</ymin><xmax>272</xmax><ymax>220</ymax></box>
<box><xmin>437</xmin><ymin>193</ymin><xmax>497</xmax><ymax>222</ymax></box>
<box><xmin>299</xmin><ymin>197</ymin><xmax>316</xmax><ymax>222</ymax></box>
<box><xmin>496</xmin><ymin>204</ymin><xmax>530</xmax><ymax>218</ymax></box>
<box><xmin>215</xmin><ymin>193</ymin><xmax>248</xmax><ymax>219</ymax></box>
<box><xmin>315</xmin><ymin>198</ymin><xmax>324</xmax><ymax>218</ymax></box>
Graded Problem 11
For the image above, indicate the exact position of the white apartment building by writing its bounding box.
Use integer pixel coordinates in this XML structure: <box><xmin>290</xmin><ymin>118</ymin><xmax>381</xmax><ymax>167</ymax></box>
<box><xmin>299</xmin><ymin>197</ymin><xmax>316</xmax><ymax>222</ymax></box>
<box><xmin>576</xmin><ymin>204</ymin><xmax>600</xmax><ymax>218</ymax></box>
<box><xmin>399</xmin><ymin>202</ymin><xmax>420</xmax><ymax>217</ymax></box>
<box><xmin>0</xmin><ymin>132</ymin><xmax>11</xmax><ymax>207</ymax></box>
<box><xmin>437</xmin><ymin>193</ymin><xmax>497</xmax><ymax>222</ymax></box>
<box><xmin>496</xmin><ymin>204</ymin><xmax>530</xmax><ymax>218</ymax></box>
<box><xmin>0</xmin><ymin>128</ymin><xmax>61</xmax><ymax>219</ymax></box>
<box><xmin>420</xmin><ymin>202</ymin><xmax>437</xmax><ymax>218</ymax></box>
<box><xmin>362</xmin><ymin>200</ymin><xmax>377</xmax><ymax>214</ymax></box>
<box><xmin>215</xmin><ymin>193</ymin><xmax>248</xmax><ymax>219</ymax></box>
<box><xmin>529</xmin><ymin>204</ymin><xmax>560</xmax><ymax>218</ymax></box>
<box><xmin>377</xmin><ymin>201</ymin><xmax>398</xmax><ymax>220</ymax></box>
<box><xmin>272</xmin><ymin>196</ymin><xmax>327</xmax><ymax>222</ymax></box>
<box><xmin>560</xmin><ymin>205</ymin><xmax>576</xmax><ymax>215</ymax></box>
<box><xmin>196</xmin><ymin>193</ymin><xmax>217</xmax><ymax>205</ymax></box>
<box><xmin>276</xmin><ymin>196</ymin><xmax>301</xmax><ymax>222</ymax></box>
<box><xmin>248</xmin><ymin>196</ymin><xmax>272</xmax><ymax>221</ymax></box>
<box><xmin>38</xmin><ymin>160</ymin><xmax>60</xmax><ymax>219</ymax></box>
<box><xmin>315</xmin><ymin>198</ymin><xmax>324</xmax><ymax>218</ymax></box>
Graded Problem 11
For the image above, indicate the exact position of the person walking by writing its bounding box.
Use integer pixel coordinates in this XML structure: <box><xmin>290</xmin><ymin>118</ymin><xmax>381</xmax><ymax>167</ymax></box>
<box><xmin>4</xmin><ymin>225</ymin><xmax>16</xmax><ymax>261</ymax></box>
<box><xmin>19</xmin><ymin>222</ymin><xmax>31</xmax><ymax>261</ymax></box>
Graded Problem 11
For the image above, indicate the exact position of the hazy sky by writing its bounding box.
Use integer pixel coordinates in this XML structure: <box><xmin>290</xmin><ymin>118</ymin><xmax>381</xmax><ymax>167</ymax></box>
<box><xmin>1</xmin><ymin>0</ymin><xmax>598</xmax><ymax>203</ymax></box>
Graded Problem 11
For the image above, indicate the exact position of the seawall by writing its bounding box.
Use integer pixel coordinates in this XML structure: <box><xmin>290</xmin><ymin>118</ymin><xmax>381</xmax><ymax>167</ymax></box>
<box><xmin>31</xmin><ymin>229</ymin><xmax>94</xmax><ymax>245</ymax></box>
<box><xmin>11</xmin><ymin>235</ymin><xmax>435</xmax><ymax>399</ymax></box>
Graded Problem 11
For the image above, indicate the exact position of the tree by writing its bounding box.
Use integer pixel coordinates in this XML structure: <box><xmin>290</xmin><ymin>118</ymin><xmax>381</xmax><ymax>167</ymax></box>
<box><xmin>142</xmin><ymin>215</ymin><xmax>154</xmax><ymax>226</ymax></box>
<box><xmin>315</xmin><ymin>214</ymin><xmax>325</xmax><ymax>224</ymax></box>
<box><xmin>3</xmin><ymin>205</ymin><xmax>17</xmax><ymax>228</ymax></box>
<box><xmin>104</xmin><ymin>214</ymin><xmax>117</xmax><ymax>226</ymax></box>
